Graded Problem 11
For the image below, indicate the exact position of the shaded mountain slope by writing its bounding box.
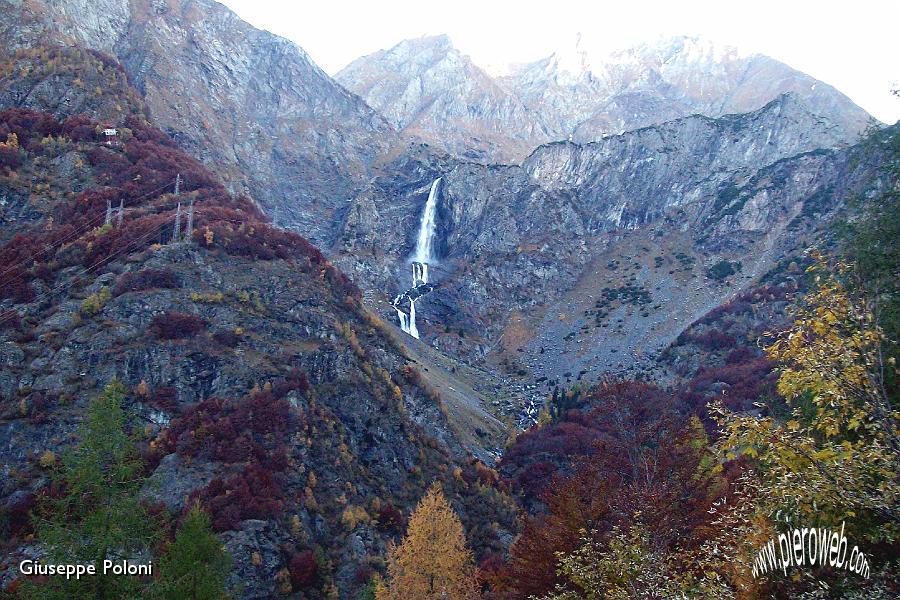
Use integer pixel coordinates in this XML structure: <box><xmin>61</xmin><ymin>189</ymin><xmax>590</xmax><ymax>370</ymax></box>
<box><xmin>0</xmin><ymin>106</ymin><xmax>514</xmax><ymax>599</ymax></box>
<box><xmin>0</xmin><ymin>0</ymin><xmax>400</xmax><ymax>246</ymax></box>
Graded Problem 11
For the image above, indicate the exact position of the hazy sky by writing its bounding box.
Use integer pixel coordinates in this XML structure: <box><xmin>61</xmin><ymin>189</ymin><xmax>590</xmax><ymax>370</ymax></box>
<box><xmin>221</xmin><ymin>0</ymin><xmax>899</xmax><ymax>123</ymax></box>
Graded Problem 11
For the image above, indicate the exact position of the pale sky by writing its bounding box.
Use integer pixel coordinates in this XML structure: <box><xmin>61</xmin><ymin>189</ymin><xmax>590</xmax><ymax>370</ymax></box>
<box><xmin>221</xmin><ymin>0</ymin><xmax>899</xmax><ymax>123</ymax></box>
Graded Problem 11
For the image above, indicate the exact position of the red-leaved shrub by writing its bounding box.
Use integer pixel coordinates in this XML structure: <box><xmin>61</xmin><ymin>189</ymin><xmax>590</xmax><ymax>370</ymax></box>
<box><xmin>113</xmin><ymin>269</ymin><xmax>179</xmax><ymax>296</ymax></box>
<box><xmin>150</xmin><ymin>312</ymin><xmax>206</xmax><ymax>340</ymax></box>
<box><xmin>289</xmin><ymin>550</ymin><xmax>318</xmax><ymax>588</ymax></box>
<box><xmin>189</xmin><ymin>463</ymin><xmax>285</xmax><ymax>532</ymax></box>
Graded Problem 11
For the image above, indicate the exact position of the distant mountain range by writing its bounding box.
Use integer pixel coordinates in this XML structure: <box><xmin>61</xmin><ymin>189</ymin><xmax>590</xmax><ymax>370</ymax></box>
<box><xmin>338</xmin><ymin>34</ymin><xmax>873</xmax><ymax>162</ymax></box>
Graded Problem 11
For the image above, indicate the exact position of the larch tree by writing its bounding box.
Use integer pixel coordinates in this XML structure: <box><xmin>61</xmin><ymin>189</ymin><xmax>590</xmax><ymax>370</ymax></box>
<box><xmin>151</xmin><ymin>503</ymin><xmax>232</xmax><ymax>600</ymax></box>
<box><xmin>21</xmin><ymin>380</ymin><xmax>159</xmax><ymax>600</ymax></box>
<box><xmin>375</xmin><ymin>483</ymin><xmax>478</xmax><ymax>600</ymax></box>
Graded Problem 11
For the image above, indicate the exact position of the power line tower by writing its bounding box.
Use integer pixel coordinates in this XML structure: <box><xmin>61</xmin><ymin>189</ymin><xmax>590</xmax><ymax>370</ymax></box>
<box><xmin>173</xmin><ymin>201</ymin><xmax>182</xmax><ymax>243</ymax></box>
<box><xmin>186</xmin><ymin>197</ymin><xmax>194</xmax><ymax>242</ymax></box>
<box><xmin>116</xmin><ymin>197</ymin><xmax>124</xmax><ymax>228</ymax></box>
<box><xmin>171</xmin><ymin>173</ymin><xmax>182</xmax><ymax>243</ymax></box>
<box><xmin>105</xmin><ymin>199</ymin><xmax>112</xmax><ymax>226</ymax></box>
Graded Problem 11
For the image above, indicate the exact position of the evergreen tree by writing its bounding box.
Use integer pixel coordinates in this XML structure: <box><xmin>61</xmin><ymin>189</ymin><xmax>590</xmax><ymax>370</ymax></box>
<box><xmin>375</xmin><ymin>483</ymin><xmax>478</xmax><ymax>600</ymax></box>
<box><xmin>21</xmin><ymin>380</ymin><xmax>158</xmax><ymax>600</ymax></box>
<box><xmin>151</xmin><ymin>503</ymin><xmax>232</xmax><ymax>600</ymax></box>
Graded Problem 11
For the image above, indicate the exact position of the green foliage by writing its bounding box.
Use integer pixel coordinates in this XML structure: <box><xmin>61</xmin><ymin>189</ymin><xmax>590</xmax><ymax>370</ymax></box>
<box><xmin>589</xmin><ymin>282</ymin><xmax>652</xmax><ymax>325</ymax></box>
<box><xmin>79</xmin><ymin>286</ymin><xmax>111</xmax><ymax>316</ymax></box>
<box><xmin>715</xmin><ymin>259</ymin><xmax>900</xmax><ymax>543</ymax></box>
<box><xmin>20</xmin><ymin>380</ymin><xmax>159</xmax><ymax>600</ymax></box>
<box><xmin>705</xmin><ymin>260</ymin><xmax>741</xmax><ymax>281</ymax></box>
<box><xmin>841</xmin><ymin>128</ymin><xmax>900</xmax><ymax>405</ymax></box>
<box><xmin>151</xmin><ymin>504</ymin><xmax>232</xmax><ymax>600</ymax></box>
<box><xmin>674</xmin><ymin>251</ymin><xmax>696</xmax><ymax>270</ymax></box>
<box><xmin>714</xmin><ymin>183</ymin><xmax>749</xmax><ymax>216</ymax></box>
<box><xmin>190</xmin><ymin>291</ymin><xmax>225</xmax><ymax>304</ymax></box>
<box><xmin>355</xmin><ymin>581</ymin><xmax>377</xmax><ymax>600</ymax></box>
<box><xmin>536</xmin><ymin>524</ymin><xmax>733</xmax><ymax>600</ymax></box>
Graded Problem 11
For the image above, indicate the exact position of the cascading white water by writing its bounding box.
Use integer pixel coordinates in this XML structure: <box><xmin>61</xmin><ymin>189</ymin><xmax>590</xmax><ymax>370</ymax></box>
<box><xmin>395</xmin><ymin>298</ymin><xmax>418</xmax><ymax>338</ymax></box>
<box><xmin>407</xmin><ymin>297</ymin><xmax>418</xmax><ymax>338</ymax></box>
<box><xmin>396</xmin><ymin>178</ymin><xmax>442</xmax><ymax>338</ymax></box>
<box><xmin>412</xmin><ymin>178</ymin><xmax>441</xmax><ymax>270</ymax></box>
<box><xmin>412</xmin><ymin>262</ymin><xmax>428</xmax><ymax>287</ymax></box>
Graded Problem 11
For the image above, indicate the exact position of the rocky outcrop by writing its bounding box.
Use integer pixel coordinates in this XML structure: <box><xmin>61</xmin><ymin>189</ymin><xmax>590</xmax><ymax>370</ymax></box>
<box><xmin>0</xmin><ymin>0</ymin><xmax>400</xmax><ymax>246</ymax></box>
<box><xmin>336</xmin><ymin>35</ymin><xmax>547</xmax><ymax>163</ymax></box>
<box><xmin>333</xmin><ymin>99</ymin><xmax>894</xmax><ymax>392</ymax></box>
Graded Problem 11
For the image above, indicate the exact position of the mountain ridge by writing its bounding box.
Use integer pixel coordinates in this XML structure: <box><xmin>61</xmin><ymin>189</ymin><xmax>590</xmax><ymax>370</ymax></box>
<box><xmin>337</xmin><ymin>34</ymin><xmax>547</xmax><ymax>163</ymax></box>
<box><xmin>340</xmin><ymin>33</ymin><xmax>873</xmax><ymax>162</ymax></box>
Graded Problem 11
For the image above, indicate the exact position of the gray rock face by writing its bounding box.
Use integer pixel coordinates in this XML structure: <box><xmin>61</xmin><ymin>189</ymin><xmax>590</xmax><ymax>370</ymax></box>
<box><xmin>0</xmin><ymin>0</ymin><xmax>399</xmax><ymax>247</ymax></box>
<box><xmin>517</xmin><ymin>93</ymin><xmax>852</xmax><ymax>232</ymax></box>
<box><xmin>338</xmin><ymin>34</ymin><xmax>871</xmax><ymax>162</ymax></box>
<box><xmin>505</xmin><ymin>35</ymin><xmax>873</xmax><ymax>143</ymax></box>
<box><xmin>336</xmin><ymin>35</ymin><xmax>547</xmax><ymax>163</ymax></box>
<box><xmin>333</xmin><ymin>97</ymin><xmax>892</xmax><ymax>385</ymax></box>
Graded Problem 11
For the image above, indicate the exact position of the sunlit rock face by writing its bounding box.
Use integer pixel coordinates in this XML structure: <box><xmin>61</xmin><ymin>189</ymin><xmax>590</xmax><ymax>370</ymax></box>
<box><xmin>338</xmin><ymin>34</ymin><xmax>871</xmax><ymax>163</ymax></box>
<box><xmin>506</xmin><ymin>34</ymin><xmax>871</xmax><ymax>143</ymax></box>
<box><xmin>336</xmin><ymin>35</ymin><xmax>549</xmax><ymax>163</ymax></box>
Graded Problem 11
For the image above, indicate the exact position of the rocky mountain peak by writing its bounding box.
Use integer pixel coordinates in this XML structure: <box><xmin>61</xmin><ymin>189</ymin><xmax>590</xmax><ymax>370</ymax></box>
<box><xmin>337</xmin><ymin>34</ymin><xmax>548</xmax><ymax>163</ymax></box>
<box><xmin>507</xmin><ymin>32</ymin><xmax>872</xmax><ymax>143</ymax></box>
<box><xmin>538</xmin><ymin>33</ymin><xmax>743</xmax><ymax>82</ymax></box>
<box><xmin>626</xmin><ymin>35</ymin><xmax>744</xmax><ymax>65</ymax></box>
<box><xmin>391</xmin><ymin>33</ymin><xmax>455</xmax><ymax>55</ymax></box>
<box><xmin>339</xmin><ymin>31</ymin><xmax>871</xmax><ymax>161</ymax></box>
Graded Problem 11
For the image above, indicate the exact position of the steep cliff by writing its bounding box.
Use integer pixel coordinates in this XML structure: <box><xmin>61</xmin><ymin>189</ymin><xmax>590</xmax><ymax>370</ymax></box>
<box><xmin>0</xmin><ymin>0</ymin><xmax>400</xmax><ymax>246</ymax></box>
<box><xmin>333</xmin><ymin>97</ymin><xmax>893</xmax><ymax>413</ymax></box>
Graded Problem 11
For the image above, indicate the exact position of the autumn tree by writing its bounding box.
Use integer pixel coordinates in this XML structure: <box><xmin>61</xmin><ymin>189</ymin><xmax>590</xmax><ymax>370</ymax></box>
<box><xmin>486</xmin><ymin>384</ymin><xmax>732</xmax><ymax>599</ymax></box>
<box><xmin>376</xmin><ymin>483</ymin><xmax>478</xmax><ymax>600</ymax></box>
<box><xmin>537</xmin><ymin>525</ymin><xmax>689</xmax><ymax>600</ymax></box>
<box><xmin>715</xmin><ymin>258</ymin><xmax>900</xmax><ymax>543</ymax></box>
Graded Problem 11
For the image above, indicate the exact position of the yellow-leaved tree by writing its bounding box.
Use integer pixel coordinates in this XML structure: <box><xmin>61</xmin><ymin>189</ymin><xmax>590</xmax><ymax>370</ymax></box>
<box><xmin>715</xmin><ymin>257</ymin><xmax>900</xmax><ymax>543</ymax></box>
<box><xmin>375</xmin><ymin>482</ymin><xmax>478</xmax><ymax>600</ymax></box>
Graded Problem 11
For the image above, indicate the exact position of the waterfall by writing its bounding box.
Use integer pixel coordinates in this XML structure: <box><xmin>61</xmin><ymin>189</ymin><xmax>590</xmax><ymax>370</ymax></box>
<box><xmin>395</xmin><ymin>298</ymin><xmax>418</xmax><ymax>339</ymax></box>
<box><xmin>412</xmin><ymin>261</ymin><xmax>428</xmax><ymax>287</ymax></box>
<box><xmin>412</xmin><ymin>178</ymin><xmax>441</xmax><ymax>268</ymax></box>
<box><xmin>407</xmin><ymin>297</ymin><xmax>418</xmax><ymax>338</ymax></box>
<box><xmin>394</xmin><ymin>178</ymin><xmax>442</xmax><ymax>337</ymax></box>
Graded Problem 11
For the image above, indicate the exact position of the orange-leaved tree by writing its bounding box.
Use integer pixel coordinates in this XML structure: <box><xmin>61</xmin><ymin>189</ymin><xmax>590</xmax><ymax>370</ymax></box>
<box><xmin>376</xmin><ymin>482</ymin><xmax>478</xmax><ymax>600</ymax></box>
